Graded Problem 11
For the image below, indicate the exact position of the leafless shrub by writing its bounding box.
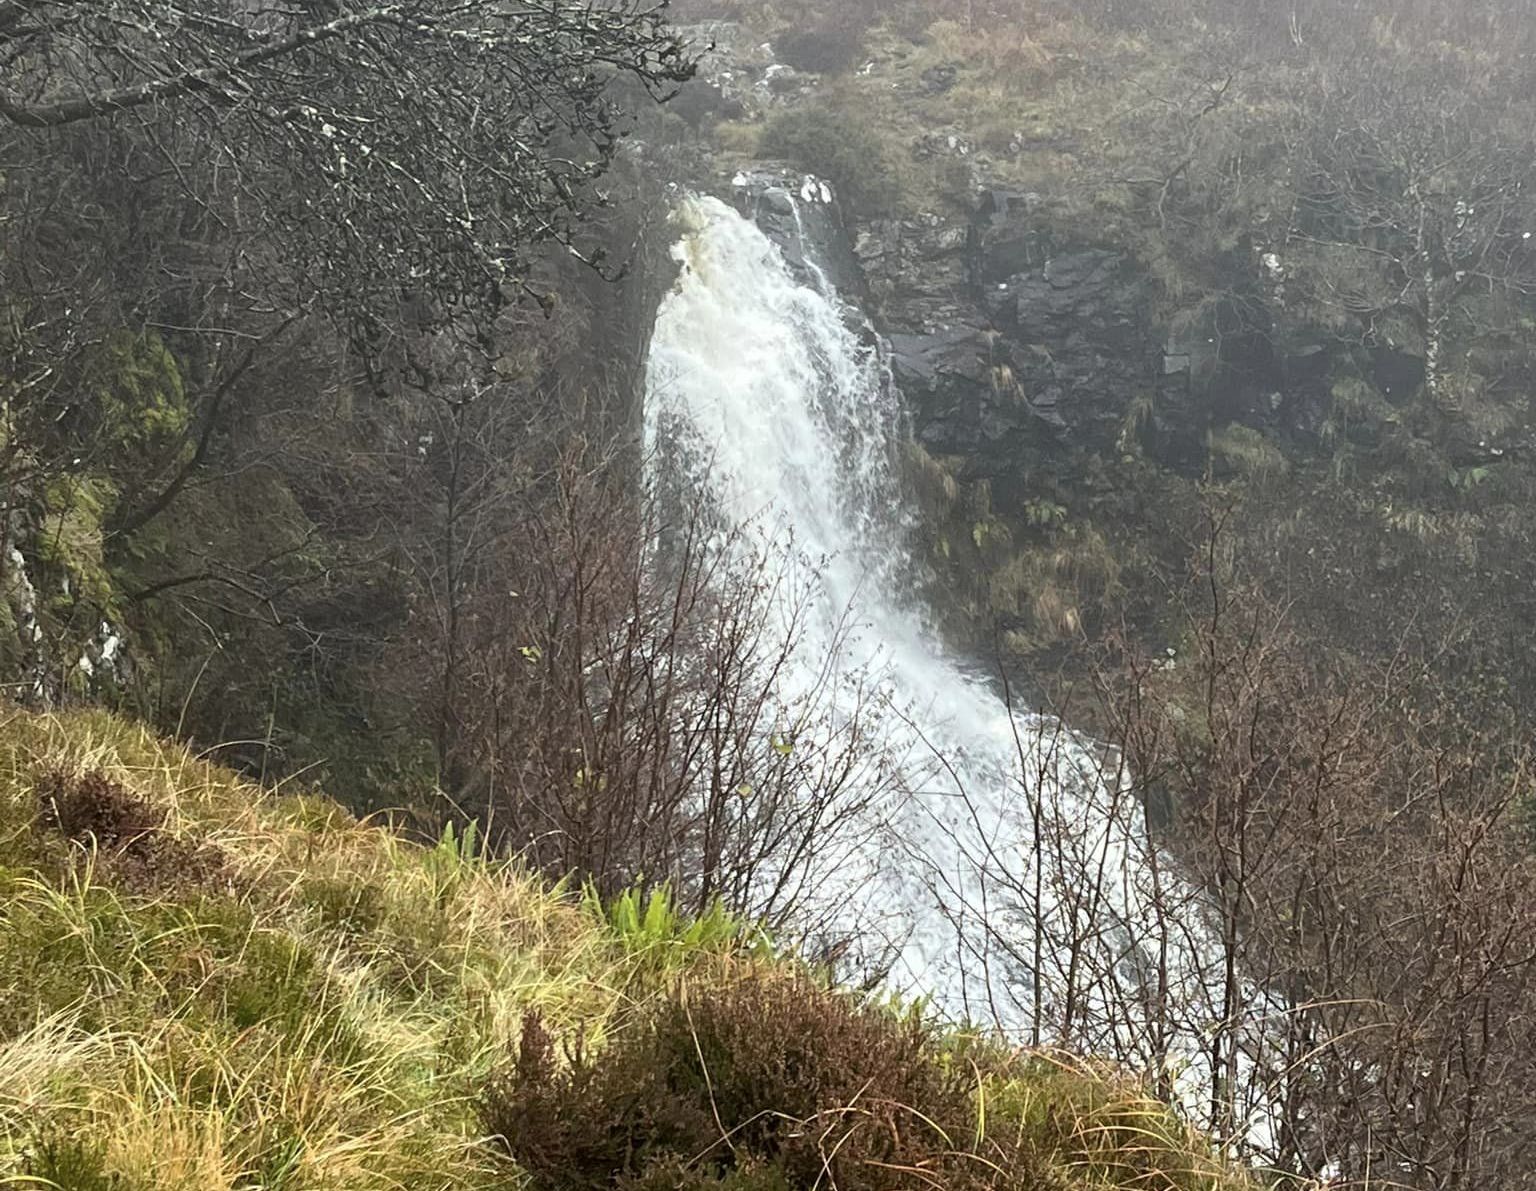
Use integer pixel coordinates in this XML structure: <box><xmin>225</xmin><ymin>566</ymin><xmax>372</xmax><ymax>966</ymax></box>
<box><xmin>933</xmin><ymin>503</ymin><xmax>1536</xmax><ymax>1187</ymax></box>
<box><xmin>394</xmin><ymin>378</ymin><xmax>895</xmax><ymax>934</ymax></box>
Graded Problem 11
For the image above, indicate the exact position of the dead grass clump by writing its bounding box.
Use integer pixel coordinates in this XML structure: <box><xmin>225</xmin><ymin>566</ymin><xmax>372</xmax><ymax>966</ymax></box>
<box><xmin>36</xmin><ymin>768</ymin><xmax>228</xmax><ymax>893</ymax></box>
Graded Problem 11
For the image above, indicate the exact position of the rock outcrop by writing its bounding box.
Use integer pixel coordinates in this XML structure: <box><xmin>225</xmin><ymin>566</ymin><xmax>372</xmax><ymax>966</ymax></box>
<box><xmin>852</xmin><ymin>191</ymin><xmax>1167</xmax><ymax>497</ymax></box>
<box><xmin>847</xmin><ymin>188</ymin><xmax>1367</xmax><ymax>492</ymax></box>
<box><xmin>726</xmin><ymin>165</ymin><xmax>866</xmax><ymax>297</ymax></box>
<box><xmin>674</xmin><ymin>21</ymin><xmax>820</xmax><ymax>123</ymax></box>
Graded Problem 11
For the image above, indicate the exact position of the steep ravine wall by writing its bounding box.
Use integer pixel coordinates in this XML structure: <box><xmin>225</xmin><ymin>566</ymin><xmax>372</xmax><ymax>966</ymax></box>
<box><xmin>648</xmin><ymin>13</ymin><xmax>1536</xmax><ymax>763</ymax></box>
<box><xmin>666</xmin><ymin>19</ymin><xmax>1504</xmax><ymax>680</ymax></box>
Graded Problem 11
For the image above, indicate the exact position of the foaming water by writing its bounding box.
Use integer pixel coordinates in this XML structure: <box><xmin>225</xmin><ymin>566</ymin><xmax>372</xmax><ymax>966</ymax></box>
<box><xmin>644</xmin><ymin>195</ymin><xmax>1266</xmax><ymax>1136</ymax></box>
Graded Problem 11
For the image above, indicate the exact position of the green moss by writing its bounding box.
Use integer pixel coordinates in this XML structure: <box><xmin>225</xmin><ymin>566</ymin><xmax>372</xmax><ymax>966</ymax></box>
<box><xmin>38</xmin><ymin>473</ymin><xmax>118</xmax><ymax>611</ymax></box>
<box><xmin>0</xmin><ymin>592</ymin><xmax>20</xmax><ymax>675</ymax></box>
<box><xmin>86</xmin><ymin>331</ymin><xmax>190</xmax><ymax>460</ymax></box>
<box><xmin>107</xmin><ymin>460</ymin><xmax>434</xmax><ymax>812</ymax></box>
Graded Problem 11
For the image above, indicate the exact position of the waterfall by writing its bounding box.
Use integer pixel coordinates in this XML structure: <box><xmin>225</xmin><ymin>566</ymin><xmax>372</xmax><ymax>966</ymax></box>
<box><xmin>644</xmin><ymin>194</ymin><xmax>1268</xmax><ymax>1138</ymax></box>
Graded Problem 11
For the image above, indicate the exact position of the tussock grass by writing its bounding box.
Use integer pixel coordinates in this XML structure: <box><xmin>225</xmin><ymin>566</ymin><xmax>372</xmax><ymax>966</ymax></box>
<box><xmin>0</xmin><ymin>709</ymin><xmax>703</xmax><ymax>1190</ymax></box>
<box><xmin>0</xmin><ymin>708</ymin><xmax>1254</xmax><ymax>1190</ymax></box>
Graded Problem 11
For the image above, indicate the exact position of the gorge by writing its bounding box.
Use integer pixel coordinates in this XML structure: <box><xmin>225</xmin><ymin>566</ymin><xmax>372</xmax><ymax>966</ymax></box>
<box><xmin>6</xmin><ymin>1</ymin><xmax>1536</xmax><ymax>1186</ymax></box>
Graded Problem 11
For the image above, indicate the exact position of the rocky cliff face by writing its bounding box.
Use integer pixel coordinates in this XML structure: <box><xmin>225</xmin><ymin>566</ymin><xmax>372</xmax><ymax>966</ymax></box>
<box><xmin>860</xmin><ymin>197</ymin><xmax>1160</xmax><ymax>485</ymax></box>
<box><xmin>852</xmin><ymin>190</ymin><xmax>1369</xmax><ymax>491</ymax></box>
<box><xmin>726</xmin><ymin>166</ymin><xmax>868</xmax><ymax>297</ymax></box>
<box><xmin>669</xmin><ymin>15</ymin><xmax>1536</xmax><ymax>685</ymax></box>
<box><xmin>670</xmin><ymin>25</ymin><xmax>1329</xmax><ymax>499</ymax></box>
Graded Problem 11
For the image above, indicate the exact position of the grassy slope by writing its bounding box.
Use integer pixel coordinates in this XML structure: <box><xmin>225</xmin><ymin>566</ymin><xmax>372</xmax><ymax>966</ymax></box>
<box><xmin>0</xmin><ymin>709</ymin><xmax>1251</xmax><ymax>1190</ymax></box>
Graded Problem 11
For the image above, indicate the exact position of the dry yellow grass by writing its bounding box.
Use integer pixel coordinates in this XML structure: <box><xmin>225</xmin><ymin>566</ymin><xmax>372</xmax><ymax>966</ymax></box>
<box><xmin>0</xmin><ymin>708</ymin><xmax>1258</xmax><ymax>1190</ymax></box>
<box><xmin>0</xmin><ymin>708</ymin><xmax>692</xmax><ymax>1190</ymax></box>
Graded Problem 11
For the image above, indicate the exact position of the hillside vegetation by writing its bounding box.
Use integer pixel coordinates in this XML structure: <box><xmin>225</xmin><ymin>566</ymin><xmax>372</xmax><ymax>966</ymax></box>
<box><xmin>9</xmin><ymin>2</ymin><xmax>1536</xmax><ymax>1188</ymax></box>
<box><xmin>0</xmin><ymin>709</ymin><xmax>1251</xmax><ymax>1191</ymax></box>
<box><xmin>682</xmin><ymin>0</ymin><xmax>1536</xmax><ymax>732</ymax></box>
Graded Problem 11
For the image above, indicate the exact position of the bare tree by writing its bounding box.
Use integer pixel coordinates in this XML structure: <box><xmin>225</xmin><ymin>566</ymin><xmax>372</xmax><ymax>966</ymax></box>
<box><xmin>0</xmin><ymin>1</ymin><xmax>694</xmax><ymax>315</ymax></box>
<box><xmin>1283</xmin><ymin>52</ymin><xmax>1536</xmax><ymax>409</ymax></box>
<box><xmin>897</xmin><ymin>488</ymin><xmax>1536</xmax><ymax>1187</ymax></box>
<box><xmin>0</xmin><ymin>1</ymin><xmax>696</xmax><ymax>718</ymax></box>
<box><xmin>377</xmin><ymin>369</ymin><xmax>895</xmax><ymax>933</ymax></box>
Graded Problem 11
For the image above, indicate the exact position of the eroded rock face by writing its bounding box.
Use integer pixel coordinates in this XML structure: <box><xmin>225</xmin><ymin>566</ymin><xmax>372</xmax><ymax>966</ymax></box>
<box><xmin>853</xmin><ymin>192</ymin><xmax>1167</xmax><ymax>490</ymax></box>
<box><xmin>669</xmin><ymin>40</ymin><xmax>1292</xmax><ymax>488</ymax></box>
<box><xmin>693</xmin><ymin>148</ymin><xmax>1429</xmax><ymax>544</ymax></box>
<box><xmin>850</xmin><ymin>188</ymin><xmax>1366</xmax><ymax>490</ymax></box>
<box><xmin>725</xmin><ymin>165</ymin><xmax>867</xmax><ymax>298</ymax></box>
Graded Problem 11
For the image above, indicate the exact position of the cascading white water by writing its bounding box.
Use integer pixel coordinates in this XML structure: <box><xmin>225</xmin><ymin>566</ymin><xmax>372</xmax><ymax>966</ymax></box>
<box><xmin>645</xmin><ymin>194</ymin><xmax>1269</xmax><ymax>1138</ymax></box>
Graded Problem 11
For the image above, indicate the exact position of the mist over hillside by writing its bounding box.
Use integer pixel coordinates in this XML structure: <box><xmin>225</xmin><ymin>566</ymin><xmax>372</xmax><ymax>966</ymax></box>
<box><xmin>3</xmin><ymin>2</ymin><xmax>1536</xmax><ymax>1187</ymax></box>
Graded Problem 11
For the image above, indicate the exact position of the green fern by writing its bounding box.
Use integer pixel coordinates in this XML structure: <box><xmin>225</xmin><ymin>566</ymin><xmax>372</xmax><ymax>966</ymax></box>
<box><xmin>585</xmin><ymin>882</ymin><xmax>771</xmax><ymax>965</ymax></box>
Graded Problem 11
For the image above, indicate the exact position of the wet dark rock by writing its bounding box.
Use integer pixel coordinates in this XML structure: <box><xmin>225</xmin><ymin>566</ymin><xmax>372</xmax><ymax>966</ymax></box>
<box><xmin>670</xmin><ymin>80</ymin><xmax>749</xmax><ymax>131</ymax></box>
<box><xmin>758</xmin><ymin>185</ymin><xmax>796</xmax><ymax>216</ymax></box>
<box><xmin>913</xmin><ymin>130</ymin><xmax>976</xmax><ymax>160</ymax></box>
<box><xmin>762</xmin><ymin>63</ymin><xmax>810</xmax><ymax>96</ymax></box>
<box><xmin>1372</xmin><ymin>344</ymin><xmax>1426</xmax><ymax>402</ymax></box>
<box><xmin>724</xmin><ymin>164</ymin><xmax>866</xmax><ymax>298</ymax></box>
<box><xmin>696</xmin><ymin>121</ymin><xmax>1430</xmax><ymax>560</ymax></box>
<box><xmin>859</xmin><ymin>203</ymin><xmax>1158</xmax><ymax>476</ymax></box>
<box><xmin>972</xmin><ymin>190</ymin><xmax>1048</xmax><ymax>283</ymax></box>
<box><xmin>848</xmin><ymin>183</ymin><xmax>1411</xmax><ymax>485</ymax></box>
<box><xmin>852</xmin><ymin>215</ymin><xmax>972</xmax><ymax>332</ymax></box>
